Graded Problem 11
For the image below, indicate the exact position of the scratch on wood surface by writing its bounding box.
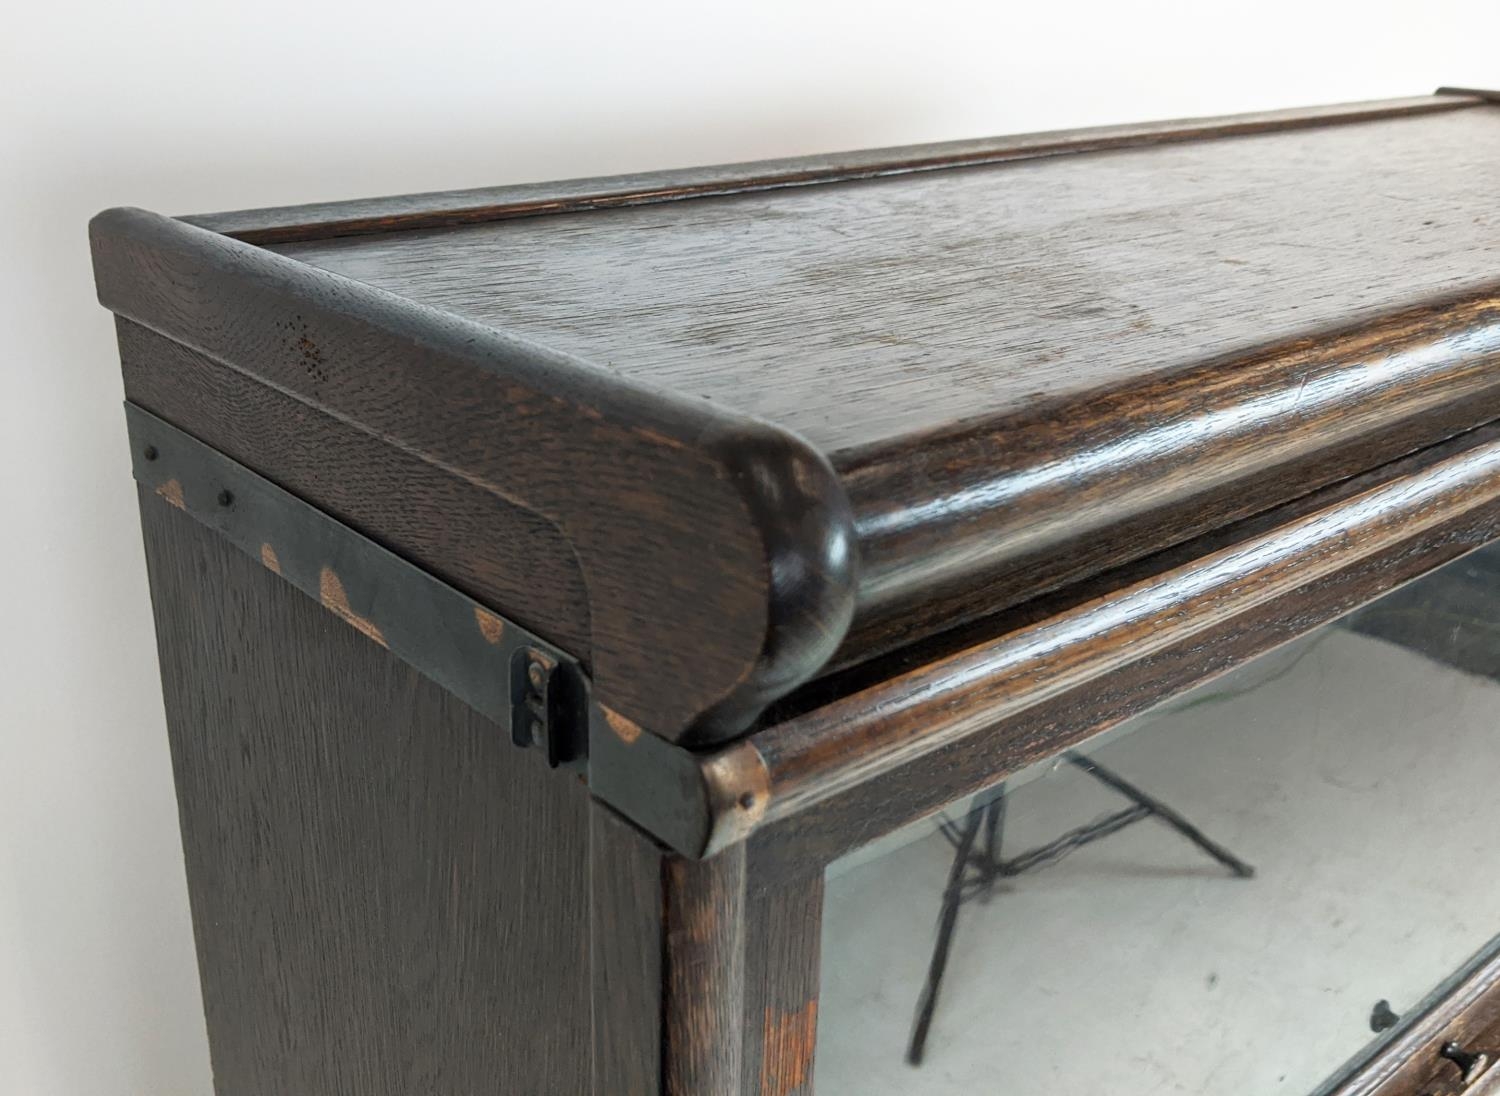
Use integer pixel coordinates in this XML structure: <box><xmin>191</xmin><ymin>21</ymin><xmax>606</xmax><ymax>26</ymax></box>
<box><xmin>474</xmin><ymin>606</ymin><xmax>506</xmax><ymax>644</ymax></box>
<box><xmin>602</xmin><ymin>706</ymin><xmax>643</xmax><ymax>744</ymax></box>
<box><xmin>318</xmin><ymin>566</ymin><xmax>387</xmax><ymax>648</ymax></box>
<box><xmin>259</xmin><ymin>543</ymin><xmax>282</xmax><ymax>575</ymax></box>
<box><xmin>761</xmin><ymin>1000</ymin><xmax>818</xmax><ymax>1095</ymax></box>
<box><xmin>155</xmin><ymin>478</ymin><xmax>185</xmax><ymax>509</ymax></box>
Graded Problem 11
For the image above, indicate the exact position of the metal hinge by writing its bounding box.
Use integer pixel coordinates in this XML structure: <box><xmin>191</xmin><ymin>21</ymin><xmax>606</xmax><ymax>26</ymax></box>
<box><xmin>126</xmin><ymin>402</ymin><xmax>590</xmax><ymax>767</ymax></box>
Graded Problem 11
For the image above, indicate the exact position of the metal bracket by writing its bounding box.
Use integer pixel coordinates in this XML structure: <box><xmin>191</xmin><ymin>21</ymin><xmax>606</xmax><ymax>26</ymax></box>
<box><xmin>126</xmin><ymin>403</ymin><xmax>590</xmax><ymax>767</ymax></box>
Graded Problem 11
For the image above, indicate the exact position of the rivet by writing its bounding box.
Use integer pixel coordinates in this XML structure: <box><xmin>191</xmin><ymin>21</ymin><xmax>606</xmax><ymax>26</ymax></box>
<box><xmin>217</xmin><ymin>489</ymin><xmax>234</xmax><ymax>507</ymax></box>
<box><xmin>142</xmin><ymin>444</ymin><xmax>158</xmax><ymax>461</ymax></box>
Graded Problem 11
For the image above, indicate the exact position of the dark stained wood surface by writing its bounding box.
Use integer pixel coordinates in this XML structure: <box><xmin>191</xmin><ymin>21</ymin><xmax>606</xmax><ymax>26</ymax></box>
<box><xmin>273</xmin><ymin>107</ymin><xmax>1500</xmax><ymax>458</ymax></box>
<box><xmin>189</xmin><ymin>94</ymin><xmax>1476</xmax><ymax>245</ymax></box>
<box><xmin>760</xmin><ymin>426</ymin><xmax>1500</xmax><ymax>821</ymax></box>
<box><xmin>712</xmin><ymin>422</ymin><xmax>1500</xmax><ymax>866</ymax></box>
<box><xmin>94</xmin><ymin>208</ymin><xmax>857</xmax><ymax>745</ymax></box>
<box><xmin>663</xmin><ymin>846</ymin><xmax>748</xmax><ymax>1095</ymax></box>
<box><xmin>96</xmin><ymin>97</ymin><xmax>1500</xmax><ymax>738</ymax></box>
<box><xmin>741</xmin><ymin>871</ymin><xmax>823</xmax><ymax>1096</ymax></box>
<box><xmin>273</xmin><ymin>103</ymin><xmax>1500</xmax><ymax>664</ymax></box>
<box><xmin>589</xmin><ymin>807</ymin><xmax>666</xmax><ymax>1095</ymax></box>
<box><xmin>118</xmin><ymin>318</ymin><xmax>596</xmax><ymax>657</ymax></box>
<box><xmin>139</xmin><ymin>490</ymin><xmax>593</xmax><ymax>1094</ymax></box>
<box><xmin>589</xmin><ymin>803</ymin><xmax>756</xmax><ymax>1095</ymax></box>
<box><xmin>104</xmin><ymin>95</ymin><xmax>1500</xmax><ymax>1096</ymax></box>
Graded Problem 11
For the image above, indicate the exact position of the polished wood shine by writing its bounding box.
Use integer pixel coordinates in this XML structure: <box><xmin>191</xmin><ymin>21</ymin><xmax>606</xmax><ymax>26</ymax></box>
<box><xmin>95</xmin><ymin>91</ymin><xmax>1500</xmax><ymax>1096</ymax></box>
<box><xmin>703</xmin><ymin>423</ymin><xmax>1500</xmax><ymax>857</ymax></box>
<box><xmin>95</xmin><ymin>94</ymin><xmax>1500</xmax><ymax>738</ymax></box>
<box><xmin>274</xmin><ymin>104</ymin><xmax>1500</xmax><ymax>663</ymax></box>
<box><xmin>93</xmin><ymin>208</ymin><xmax>856</xmax><ymax>744</ymax></box>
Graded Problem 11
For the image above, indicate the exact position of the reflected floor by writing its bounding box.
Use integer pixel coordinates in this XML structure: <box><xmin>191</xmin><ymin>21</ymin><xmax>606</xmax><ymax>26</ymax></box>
<box><xmin>817</xmin><ymin>630</ymin><xmax>1500</xmax><ymax>1095</ymax></box>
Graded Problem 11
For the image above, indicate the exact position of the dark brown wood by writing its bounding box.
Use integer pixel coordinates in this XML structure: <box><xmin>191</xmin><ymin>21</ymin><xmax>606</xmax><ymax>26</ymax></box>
<box><xmin>589</xmin><ymin>806</ymin><xmax>666</xmax><ymax>1095</ymax></box>
<box><xmin>715</xmin><ymin>423</ymin><xmax>1500</xmax><ymax>866</ymax></box>
<box><xmin>187</xmin><ymin>94</ymin><xmax>1479</xmax><ymax>244</ymax></box>
<box><xmin>117</xmin><ymin>319</ymin><xmax>595</xmax><ymax>657</ymax></box>
<box><xmin>139</xmin><ymin>489</ymin><xmax>593</xmax><ymax>1094</ymax></box>
<box><xmin>663</xmin><ymin>847</ymin><xmax>748</xmax><ymax>1095</ymax></box>
<box><xmin>588</xmin><ymin>805</ymin><xmax>753</xmax><ymax>1095</ymax></box>
<box><xmin>94</xmin><ymin>208</ymin><xmax>856</xmax><ymax>745</ymax></box>
<box><xmin>95</xmin><ymin>95</ymin><xmax>1500</xmax><ymax>741</ymax></box>
<box><xmin>96</xmin><ymin>92</ymin><xmax>1500</xmax><ymax>1096</ymax></box>
<box><xmin>742</xmin><ymin>868</ymin><xmax>823</xmax><ymax>1096</ymax></box>
<box><xmin>273</xmin><ymin>102</ymin><xmax>1500</xmax><ymax>669</ymax></box>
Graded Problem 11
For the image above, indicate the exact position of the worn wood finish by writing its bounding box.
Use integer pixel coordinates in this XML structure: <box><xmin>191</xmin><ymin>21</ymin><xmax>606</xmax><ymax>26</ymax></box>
<box><xmin>276</xmin><ymin>104</ymin><xmax>1500</xmax><ymax>665</ymax></box>
<box><xmin>662</xmin><ymin>846</ymin><xmax>749</xmax><ymax>1095</ymax></box>
<box><xmin>94</xmin><ymin>208</ymin><xmax>856</xmax><ymax>743</ymax></box>
<box><xmin>139</xmin><ymin>490</ymin><xmax>593</xmax><ymax>1094</ymax></box>
<box><xmin>742</xmin><ymin>869</ymin><xmax>823</xmax><ymax>1096</ymax></box>
<box><xmin>188</xmin><ymin>95</ymin><xmax>1478</xmax><ymax>244</ymax></box>
<box><xmin>707</xmin><ymin>424</ymin><xmax>1500</xmax><ymax>861</ymax></box>
<box><xmin>97</xmin><ymin>95</ymin><xmax>1500</xmax><ymax>737</ymax></box>
<box><xmin>97</xmin><ymin>92</ymin><xmax>1500</xmax><ymax>1096</ymax></box>
<box><xmin>588</xmin><ymin>805</ymin><xmax>751</xmax><ymax>1095</ymax></box>
<box><xmin>119</xmin><ymin>318</ymin><xmax>594</xmax><ymax>655</ymax></box>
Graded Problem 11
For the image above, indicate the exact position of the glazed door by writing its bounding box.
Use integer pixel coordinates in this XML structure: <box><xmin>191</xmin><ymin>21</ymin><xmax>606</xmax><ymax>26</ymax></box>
<box><xmin>815</xmin><ymin>545</ymin><xmax>1500</xmax><ymax>1094</ymax></box>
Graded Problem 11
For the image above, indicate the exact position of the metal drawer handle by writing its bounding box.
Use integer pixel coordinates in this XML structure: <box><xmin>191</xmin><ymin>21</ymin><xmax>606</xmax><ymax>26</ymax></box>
<box><xmin>1442</xmin><ymin>1041</ymin><xmax>1493</xmax><ymax>1089</ymax></box>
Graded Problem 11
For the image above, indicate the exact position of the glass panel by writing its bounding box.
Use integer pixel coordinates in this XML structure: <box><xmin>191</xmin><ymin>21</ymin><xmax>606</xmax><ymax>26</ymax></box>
<box><xmin>817</xmin><ymin>545</ymin><xmax>1500</xmax><ymax>1095</ymax></box>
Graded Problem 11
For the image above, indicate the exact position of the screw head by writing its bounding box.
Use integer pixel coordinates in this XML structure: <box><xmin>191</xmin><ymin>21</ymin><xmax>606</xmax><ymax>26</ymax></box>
<box><xmin>217</xmin><ymin>489</ymin><xmax>234</xmax><ymax>507</ymax></box>
<box><xmin>142</xmin><ymin>444</ymin><xmax>159</xmax><ymax>461</ymax></box>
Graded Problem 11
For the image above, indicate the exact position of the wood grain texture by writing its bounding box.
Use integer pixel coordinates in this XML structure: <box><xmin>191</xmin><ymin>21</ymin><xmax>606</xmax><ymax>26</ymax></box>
<box><xmin>709</xmin><ymin>424</ymin><xmax>1500</xmax><ymax>863</ymax></box>
<box><xmin>95</xmin><ymin>209</ymin><xmax>856</xmax><ymax>743</ymax></box>
<box><xmin>741</xmin><ymin>870</ymin><xmax>823</xmax><ymax>1096</ymax></box>
<box><xmin>187</xmin><ymin>94</ymin><xmax>1478</xmax><ymax>244</ymax></box>
<box><xmin>589</xmin><ymin>804</ymin><xmax>754</xmax><ymax>1096</ymax></box>
<box><xmin>589</xmin><ymin>807</ymin><xmax>666</xmax><ymax>1096</ymax></box>
<box><xmin>139</xmin><ymin>489</ymin><xmax>593</xmax><ymax>1095</ymax></box>
<box><xmin>119</xmin><ymin>319</ymin><xmax>594</xmax><ymax>655</ymax></box>
<box><xmin>274</xmin><ymin>107</ymin><xmax>1500</xmax><ymax>456</ymax></box>
<box><xmin>274</xmin><ymin>105</ymin><xmax>1500</xmax><ymax>665</ymax></box>
<box><xmin>664</xmin><ymin>846</ymin><xmax>748</xmax><ymax>1096</ymax></box>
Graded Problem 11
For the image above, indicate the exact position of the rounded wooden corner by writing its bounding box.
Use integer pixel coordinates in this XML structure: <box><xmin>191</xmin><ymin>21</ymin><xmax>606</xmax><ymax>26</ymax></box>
<box><xmin>91</xmin><ymin>206</ymin><xmax>858</xmax><ymax>744</ymax></box>
<box><xmin>683</xmin><ymin>422</ymin><xmax>860</xmax><ymax>742</ymax></box>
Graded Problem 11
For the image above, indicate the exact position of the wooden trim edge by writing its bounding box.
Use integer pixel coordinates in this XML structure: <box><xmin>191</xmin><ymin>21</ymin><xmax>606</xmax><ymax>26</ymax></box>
<box><xmin>698</xmin><ymin>427</ymin><xmax>1500</xmax><ymax>855</ymax></box>
<box><xmin>90</xmin><ymin>205</ymin><xmax>858</xmax><ymax>743</ymax></box>
<box><xmin>182</xmin><ymin>94</ymin><xmax>1479</xmax><ymax>245</ymax></box>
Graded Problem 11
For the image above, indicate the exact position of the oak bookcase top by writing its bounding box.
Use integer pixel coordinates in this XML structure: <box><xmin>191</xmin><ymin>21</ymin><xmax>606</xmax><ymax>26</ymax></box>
<box><xmin>94</xmin><ymin>90</ymin><xmax>1500</xmax><ymax>746</ymax></box>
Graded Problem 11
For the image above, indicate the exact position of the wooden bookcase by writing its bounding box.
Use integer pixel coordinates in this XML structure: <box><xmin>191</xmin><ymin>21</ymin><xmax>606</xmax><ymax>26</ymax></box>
<box><xmin>92</xmin><ymin>87</ymin><xmax>1500</xmax><ymax>1094</ymax></box>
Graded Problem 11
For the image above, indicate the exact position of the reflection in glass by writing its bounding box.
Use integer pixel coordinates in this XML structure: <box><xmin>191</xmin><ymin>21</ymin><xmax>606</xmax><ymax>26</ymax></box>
<box><xmin>817</xmin><ymin>547</ymin><xmax>1500</xmax><ymax>1094</ymax></box>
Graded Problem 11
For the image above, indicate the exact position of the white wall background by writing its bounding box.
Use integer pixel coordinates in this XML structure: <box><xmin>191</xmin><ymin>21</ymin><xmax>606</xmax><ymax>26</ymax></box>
<box><xmin>0</xmin><ymin>3</ymin><xmax>1494</xmax><ymax>1092</ymax></box>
